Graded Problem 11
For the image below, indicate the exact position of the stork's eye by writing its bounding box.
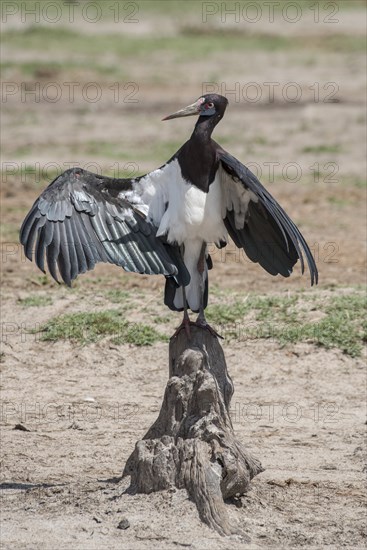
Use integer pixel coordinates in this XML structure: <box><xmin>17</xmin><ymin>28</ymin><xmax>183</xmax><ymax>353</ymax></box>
<box><xmin>205</xmin><ymin>102</ymin><xmax>214</xmax><ymax>110</ymax></box>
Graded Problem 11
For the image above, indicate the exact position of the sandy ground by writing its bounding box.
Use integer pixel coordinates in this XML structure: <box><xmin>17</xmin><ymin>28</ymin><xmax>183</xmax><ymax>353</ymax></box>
<box><xmin>1</xmin><ymin>283</ymin><xmax>366</xmax><ymax>549</ymax></box>
<box><xmin>1</xmin><ymin>2</ymin><xmax>367</xmax><ymax>549</ymax></box>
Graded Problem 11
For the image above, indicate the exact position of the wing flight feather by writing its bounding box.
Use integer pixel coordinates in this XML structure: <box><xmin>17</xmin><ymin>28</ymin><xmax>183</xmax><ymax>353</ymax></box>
<box><xmin>218</xmin><ymin>149</ymin><xmax>318</xmax><ymax>285</ymax></box>
<box><xmin>20</xmin><ymin>166</ymin><xmax>189</xmax><ymax>287</ymax></box>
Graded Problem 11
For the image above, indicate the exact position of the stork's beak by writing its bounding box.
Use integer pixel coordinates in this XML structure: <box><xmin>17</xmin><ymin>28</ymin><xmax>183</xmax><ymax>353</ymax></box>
<box><xmin>162</xmin><ymin>100</ymin><xmax>201</xmax><ymax>121</ymax></box>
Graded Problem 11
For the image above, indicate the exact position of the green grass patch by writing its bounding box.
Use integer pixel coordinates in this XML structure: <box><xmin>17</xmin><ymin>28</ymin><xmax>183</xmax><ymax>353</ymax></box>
<box><xmin>83</xmin><ymin>139</ymin><xmax>183</xmax><ymax>164</ymax></box>
<box><xmin>207</xmin><ymin>291</ymin><xmax>366</xmax><ymax>357</ymax></box>
<box><xmin>302</xmin><ymin>144</ymin><xmax>342</xmax><ymax>154</ymax></box>
<box><xmin>327</xmin><ymin>196</ymin><xmax>352</xmax><ymax>207</ymax></box>
<box><xmin>3</xmin><ymin>26</ymin><xmax>365</xmax><ymax>64</ymax></box>
<box><xmin>18</xmin><ymin>295</ymin><xmax>52</xmax><ymax>307</ymax></box>
<box><xmin>36</xmin><ymin>310</ymin><xmax>166</xmax><ymax>346</ymax></box>
<box><xmin>83</xmin><ymin>141</ymin><xmax>132</xmax><ymax>160</ymax></box>
<box><xmin>311</xmin><ymin>32</ymin><xmax>366</xmax><ymax>53</ymax></box>
<box><xmin>29</xmin><ymin>274</ymin><xmax>55</xmax><ymax>287</ymax></box>
<box><xmin>112</xmin><ymin>323</ymin><xmax>167</xmax><ymax>346</ymax></box>
<box><xmin>153</xmin><ymin>315</ymin><xmax>172</xmax><ymax>325</ymax></box>
<box><xmin>104</xmin><ymin>289</ymin><xmax>131</xmax><ymax>303</ymax></box>
<box><xmin>1</xmin><ymin>60</ymin><xmax>123</xmax><ymax>79</ymax></box>
<box><xmin>206</xmin><ymin>300</ymin><xmax>252</xmax><ymax>324</ymax></box>
<box><xmin>341</xmin><ymin>177</ymin><xmax>367</xmax><ymax>189</ymax></box>
<box><xmin>252</xmin><ymin>136</ymin><xmax>268</xmax><ymax>146</ymax></box>
<box><xmin>273</xmin><ymin>294</ymin><xmax>367</xmax><ymax>357</ymax></box>
<box><xmin>207</xmin><ymin>295</ymin><xmax>298</xmax><ymax>325</ymax></box>
<box><xmin>0</xmin><ymin>223</ymin><xmax>19</xmax><ymax>240</ymax></box>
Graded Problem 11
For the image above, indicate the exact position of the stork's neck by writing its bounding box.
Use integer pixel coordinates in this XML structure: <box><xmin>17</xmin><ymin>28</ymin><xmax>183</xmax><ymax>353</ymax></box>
<box><xmin>177</xmin><ymin>115</ymin><xmax>220</xmax><ymax>192</ymax></box>
<box><xmin>191</xmin><ymin>115</ymin><xmax>219</xmax><ymax>143</ymax></box>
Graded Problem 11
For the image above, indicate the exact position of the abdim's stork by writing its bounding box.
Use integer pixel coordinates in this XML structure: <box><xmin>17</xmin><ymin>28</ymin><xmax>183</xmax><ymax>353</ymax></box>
<box><xmin>20</xmin><ymin>94</ymin><xmax>318</xmax><ymax>335</ymax></box>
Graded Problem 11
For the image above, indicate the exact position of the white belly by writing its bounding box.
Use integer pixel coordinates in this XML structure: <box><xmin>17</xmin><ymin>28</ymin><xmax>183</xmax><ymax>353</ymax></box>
<box><xmin>156</xmin><ymin>170</ymin><xmax>227</xmax><ymax>246</ymax></box>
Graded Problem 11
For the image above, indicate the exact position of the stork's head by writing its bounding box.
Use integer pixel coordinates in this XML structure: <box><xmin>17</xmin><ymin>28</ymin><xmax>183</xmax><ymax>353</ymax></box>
<box><xmin>162</xmin><ymin>94</ymin><xmax>228</xmax><ymax>122</ymax></box>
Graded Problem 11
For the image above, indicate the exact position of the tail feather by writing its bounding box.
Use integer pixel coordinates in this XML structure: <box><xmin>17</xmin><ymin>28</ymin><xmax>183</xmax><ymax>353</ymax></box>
<box><xmin>164</xmin><ymin>277</ymin><xmax>183</xmax><ymax>312</ymax></box>
<box><xmin>164</xmin><ymin>253</ymin><xmax>211</xmax><ymax>313</ymax></box>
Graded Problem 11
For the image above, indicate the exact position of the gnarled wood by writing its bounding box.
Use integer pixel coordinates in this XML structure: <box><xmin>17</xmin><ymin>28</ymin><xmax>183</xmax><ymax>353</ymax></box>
<box><xmin>123</xmin><ymin>326</ymin><xmax>263</xmax><ymax>536</ymax></box>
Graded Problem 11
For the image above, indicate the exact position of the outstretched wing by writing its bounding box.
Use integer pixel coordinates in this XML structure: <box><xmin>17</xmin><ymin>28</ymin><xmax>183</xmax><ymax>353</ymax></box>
<box><xmin>20</xmin><ymin>165</ymin><xmax>190</xmax><ymax>287</ymax></box>
<box><xmin>218</xmin><ymin>149</ymin><xmax>318</xmax><ymax>285</ymax></box>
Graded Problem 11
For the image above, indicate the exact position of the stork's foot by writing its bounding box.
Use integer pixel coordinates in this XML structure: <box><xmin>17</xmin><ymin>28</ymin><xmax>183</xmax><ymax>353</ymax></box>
<box><xmin>173</xmin><ymin>318</ymin><xmax>223</xmax><ymax>340</ymax></box>
<box><xmin>173</xmin><ymin>318</ymin><xmax>196</xmax><ymax>339</ymax></box>
<box><xmin>194</xmin><ymin>318</ymin><xmax>223</xmax><ymax>339</ymax></box>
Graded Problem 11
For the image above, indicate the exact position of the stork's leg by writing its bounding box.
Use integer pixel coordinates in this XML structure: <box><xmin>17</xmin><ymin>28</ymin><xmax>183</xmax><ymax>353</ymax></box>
<box><xmin>195</xmin><ymin>243</ymin><xmax>223</xmax><ymax>339</ymax></box>
<box><xmin>180</xmin><ymin>243</ymin><xmax>191</xmax><ymax>338</ymax></box>
<box><xmin>172</xmin><ymin>245</ymin><xmax>195</xmax><ymax>338</ymax></box>
<box><xmin>196</xmin><ymin>242</ymin><xmax>207</xmax><ymax>326</ymax></box>
<box><xmin>172</xmin><ymin>286</ymin><xmax>197</xmax><ymax>338</ymax></box>
<box><xmin>180</xmin><ymin>286</ymin><xmax>192</xmax><ymax>336</ymax></box>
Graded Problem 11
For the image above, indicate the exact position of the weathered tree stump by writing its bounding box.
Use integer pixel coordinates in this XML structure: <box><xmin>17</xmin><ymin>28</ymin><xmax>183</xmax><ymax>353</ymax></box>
<box><xmin>123</xmin><ymin>326</ymin><xmax>263</xmax><ymax>536</ymax></box>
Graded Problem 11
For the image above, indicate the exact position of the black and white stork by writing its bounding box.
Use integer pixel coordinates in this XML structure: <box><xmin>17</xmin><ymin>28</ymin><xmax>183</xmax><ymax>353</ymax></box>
<box><xmin>20</xmin><ymin>94</ymin><xmax>318</xmax><ymax>335</ymax></box>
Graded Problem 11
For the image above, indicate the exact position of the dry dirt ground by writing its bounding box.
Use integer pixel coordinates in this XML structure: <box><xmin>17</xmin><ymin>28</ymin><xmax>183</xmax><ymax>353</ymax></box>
<box><xmin>1</xmin><ymin>2</ymin><xmax>366</xmax><ymax>549</ymax></box>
